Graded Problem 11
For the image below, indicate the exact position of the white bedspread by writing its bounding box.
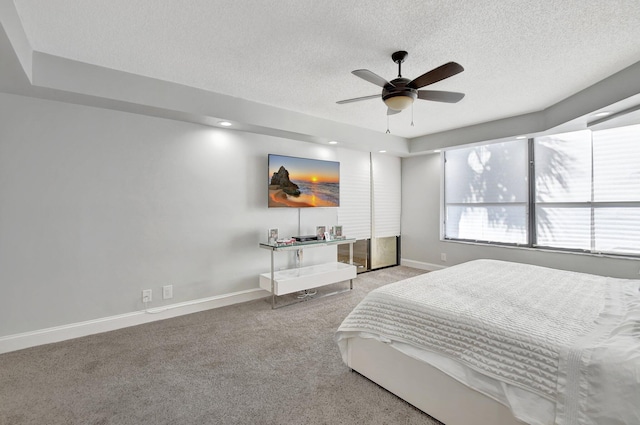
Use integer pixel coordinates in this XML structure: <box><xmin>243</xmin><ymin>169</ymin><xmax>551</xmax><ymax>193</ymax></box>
<box><xmin>335</xmin><ymin>259</ymin><xmax>640</xmax><ymax>425</ymax></box>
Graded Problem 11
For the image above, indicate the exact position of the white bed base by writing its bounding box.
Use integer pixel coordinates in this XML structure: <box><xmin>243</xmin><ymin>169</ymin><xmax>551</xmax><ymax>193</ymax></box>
<box><xmin>346</xmin><ymin>336</ymin><xmax>526</xmax><ymax>425</ymax></box>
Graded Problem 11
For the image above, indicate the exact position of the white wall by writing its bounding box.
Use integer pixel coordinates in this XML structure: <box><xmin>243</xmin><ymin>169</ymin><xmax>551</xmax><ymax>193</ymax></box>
<box><xmin>401</xmin><ymin>154</ymin><xmax>640</xmax><ymax>279</ymax></box>
<box><xmin>0</xmin><ymin>92</ymin><xmax>361</xmax><ymax>338</ymax></box>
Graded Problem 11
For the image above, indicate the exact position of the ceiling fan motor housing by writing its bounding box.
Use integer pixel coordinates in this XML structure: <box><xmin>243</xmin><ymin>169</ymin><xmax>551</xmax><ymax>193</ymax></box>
<box><xmin>383</xmin><ymin>77</ymin><xmax>417</xmax><ymax>111</ymax></box>
<box><xmin>337</xmin><ymin>49</ymin><xmax>464</xmax><ymax>111</ymax></box>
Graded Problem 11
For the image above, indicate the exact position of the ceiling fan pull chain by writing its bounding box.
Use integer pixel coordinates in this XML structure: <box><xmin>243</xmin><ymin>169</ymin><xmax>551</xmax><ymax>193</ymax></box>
<box><xmin>411</xmin><ymin>104</ymin><xmax>415</xmax><ymax>126</ymax></box>
<box><xmin>386</xmin><ymin>115</ymin><xmax>390</xmax><ymax>134</ymax></box>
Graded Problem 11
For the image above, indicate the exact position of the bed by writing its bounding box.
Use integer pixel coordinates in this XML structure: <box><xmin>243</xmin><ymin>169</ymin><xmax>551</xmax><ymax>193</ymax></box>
<box><xmin>335</xmin><ymin>259</ymin><xmax>640</xmax><ymax>425</ymax></box>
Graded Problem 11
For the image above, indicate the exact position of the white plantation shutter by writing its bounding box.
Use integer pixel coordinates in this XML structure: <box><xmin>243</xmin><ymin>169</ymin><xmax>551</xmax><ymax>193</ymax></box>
<box><xmin>592</xmin><ymin>125</ymin><xmax>640</xmax><ymax>202</ymax></box>
<box><xmin>592</xmin><ymin>125</ymin><xmax>640</xmax><ymax>254</ymax></box>
<box><xmin>372</xmin><ymin>153</ymin><xmax>401</xmax><ymax>238</ymax></box>
<box><xmin>337</xmin><ymin>148</ymin><xmax>371</xmax><ymax>240</ymax></box>
<box><xmin>444</xmin><ymin>140</ymin><xmax>528</xmax><ymax>244</ymax></box>
<box><xmin>534</xmin><ymin>130</ymin><xmax>592</xmax><ymax>250</ymax></box>
<box><xmin>534</xmin><ymin>125</ymin><xmax>640</xmax><ymax>255</ymax></box>
<box><xmin>443</xmin><ymin>123</ymin><xmax>640</xmax><ymax>257</ymax></box>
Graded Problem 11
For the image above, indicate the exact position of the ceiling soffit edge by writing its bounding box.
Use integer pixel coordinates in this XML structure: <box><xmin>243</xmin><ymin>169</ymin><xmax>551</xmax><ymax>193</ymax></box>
<box><xmin>1</xmin><ymin>13</ymin><xmax>410</xmax><ymax>156</ymax></box>
<box><xmin>409</xmin><ymin>59</ymin><xmax>640</xmax><ymax>153</ymax></box>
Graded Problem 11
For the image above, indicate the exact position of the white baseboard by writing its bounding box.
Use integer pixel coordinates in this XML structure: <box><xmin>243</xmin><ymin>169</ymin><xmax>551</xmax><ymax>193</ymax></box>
<box><xmin>0</xmin><ymin>288</ymin><xmax>269</xmax><ymax>354</ymax></box>
<box><xmin>400</xmin><ymin>258</ymin><xmax>447</xmax><ymax>271</ymax></box>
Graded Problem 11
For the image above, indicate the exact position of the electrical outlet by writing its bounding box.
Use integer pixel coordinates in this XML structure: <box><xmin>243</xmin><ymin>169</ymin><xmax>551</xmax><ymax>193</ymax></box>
<box><xmin>163</xmin><ymin>285</ymin><xmax>173</xmax><ymax>300</ymax></box>
<box><xmin>142</xmin><ymin>289</ymin><xmax>152</xmax><ymax>303</ymax></box>
<box><xmin>441</xmin><ymin>253</ymin><xmax>447</xmax><ymax>262</ymax></box>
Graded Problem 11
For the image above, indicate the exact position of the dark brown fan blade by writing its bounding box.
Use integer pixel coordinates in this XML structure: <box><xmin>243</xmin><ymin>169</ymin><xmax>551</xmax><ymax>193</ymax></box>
<box><xmin>387</xmin><ymin>108</ymin><xmax>401</xmax><ymax>116</ymax></box>
<box><xmin>408</xmin><ymin>62</ymin><xmax>464</xmax><ymax>89</ymax></box>
<box><xmin>336</xmin><ymin>94</ymin><xmax>380</xmax><ymax>104</ymax></box>
<box><xmin>417</xmin><ymin>90</ymin><xmax>465</xmax><ymax>103</ymax></box>
<box><xmin>352</xmin><ymin>69</ymin><xmax>394</xmax><ymax>88</ymax></box>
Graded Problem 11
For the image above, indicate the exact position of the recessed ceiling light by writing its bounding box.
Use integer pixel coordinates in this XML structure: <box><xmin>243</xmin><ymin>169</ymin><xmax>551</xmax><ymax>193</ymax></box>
<box><xmin>593</xmin><ymin>111</ymin><xmax>611</xmax><ymax>117</ymax></box>
<box><xmin>329</xmin><ymin>141</ymin><xmax>338</xmax><ymax>145</ymax></box>
<box><xmin>433</xmin><ymin>149</ymin><xmax>441</xmax><ymax>153</ymax></box>
<box><xmin>218</xmin><ymin>121</ymin><xmax>232</xmax><ymax>127</ymax></box>
<box><xmin>379</xmin><ymin>150</ymin><xmax>387</xmax><ymax>153</ymax></box>
<box><xmin>516</xmin><ymin>136</ymin><xmax>527</xmax><ymax>140</ymax></box>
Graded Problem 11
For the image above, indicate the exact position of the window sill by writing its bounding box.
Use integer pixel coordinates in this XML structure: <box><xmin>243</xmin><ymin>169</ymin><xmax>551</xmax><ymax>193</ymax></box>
<box><xmin>441</xmin><ymin>238</ymin><xmax>640</xmax><ymax>261</ymax></box>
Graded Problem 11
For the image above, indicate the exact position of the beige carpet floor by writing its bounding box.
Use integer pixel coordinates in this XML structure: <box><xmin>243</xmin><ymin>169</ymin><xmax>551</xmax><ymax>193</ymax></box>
<box><xmin>0</xmin><ymin>266</ymin><xmax>444</xmax><ymax>425</ymax></box>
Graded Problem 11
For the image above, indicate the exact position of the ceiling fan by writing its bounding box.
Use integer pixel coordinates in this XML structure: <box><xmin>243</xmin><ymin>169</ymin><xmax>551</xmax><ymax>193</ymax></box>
<box><xmin>337</xmin><ymin>51</ymin><xmax>465</xmax><ymax>116</ymax></box>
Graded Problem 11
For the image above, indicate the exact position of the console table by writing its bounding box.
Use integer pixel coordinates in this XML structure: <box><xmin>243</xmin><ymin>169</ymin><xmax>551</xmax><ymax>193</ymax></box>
<box><xmin>259</xmin><ymin>238</ymin><xmax>357</xmax><ymax>309</ymax></box>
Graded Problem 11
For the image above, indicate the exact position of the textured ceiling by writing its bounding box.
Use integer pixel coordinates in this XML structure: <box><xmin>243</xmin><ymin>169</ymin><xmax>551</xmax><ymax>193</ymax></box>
<box><xmin>11</xmin><ymin>0</ymin><xmax>640</xmax><ymax>138</ymax></box>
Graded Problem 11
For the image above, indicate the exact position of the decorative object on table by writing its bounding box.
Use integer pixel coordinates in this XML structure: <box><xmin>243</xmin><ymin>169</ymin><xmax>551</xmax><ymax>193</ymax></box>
<box><xmin>268</xmin><ymin>228</ymin><xmax>279</xmax><ymax>244</ymax></box>
<box><xmin>316</xmin><ymin>226</ymin><xmax>326</xmax><ymax>240</ymax></box>
<box><xmin>276</xmin><ymin>238</ymin><xmax>295</xmax><ymax>246</ymax></box>
<box><xmin>332</xmin><ymin>225</ymin><xmax>345</xmax><ymax>240</ymax></box>
<box><xmin>324</xmin><ymin>231</ymin><xmax>331</xmax><ymax>241</ymax></box>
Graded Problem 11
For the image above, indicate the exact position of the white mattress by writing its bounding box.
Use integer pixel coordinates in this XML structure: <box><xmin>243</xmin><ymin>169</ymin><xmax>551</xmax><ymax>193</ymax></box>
<box><xmin>335</xmin><ymin>259</ymin><xmax>640</xmax><ymax>425</ymax></box>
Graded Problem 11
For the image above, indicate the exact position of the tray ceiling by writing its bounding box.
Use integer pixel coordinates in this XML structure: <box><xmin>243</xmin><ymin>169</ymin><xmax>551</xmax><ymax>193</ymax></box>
<box><xmin>10</xmin><ymin>0</ymin><xmax>640</xmax><ymax>139</ymax></box>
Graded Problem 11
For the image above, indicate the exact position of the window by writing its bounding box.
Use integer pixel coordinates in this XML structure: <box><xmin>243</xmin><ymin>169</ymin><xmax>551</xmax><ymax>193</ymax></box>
<box><xmin>592</xmin><ymin>125</ymin><xmax>640</xmax><ymax>255</ymax></box>
<box><xmin>534</xmin><ymin>130</ymin><xmax>592</xmax><ymax>250</ymax></box>
<box><xmin>535</xmin><ymin>125</ymin><xmax>640</xmax><ymax>255</ymax></box>
<box><xmin>444</xmin><ymin>140</ymin><xmax>528</xmax><ymax>244</ymax></box>
<box><xmin>443</xmin><ymin>123</ymin><xmax>640</xmax><ymax>257</ymax></box>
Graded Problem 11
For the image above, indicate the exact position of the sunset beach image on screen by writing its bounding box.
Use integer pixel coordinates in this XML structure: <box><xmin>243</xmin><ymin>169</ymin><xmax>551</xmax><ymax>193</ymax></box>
<box><xmin>268</xmin><ymin>154</ymin><xmax>340</xmax><ymax>208</ymax></box>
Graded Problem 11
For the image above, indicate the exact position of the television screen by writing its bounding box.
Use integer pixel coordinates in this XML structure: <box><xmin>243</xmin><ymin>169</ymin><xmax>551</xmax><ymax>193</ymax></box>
<box><xmin>268</xmin><ymin>154</ymin><xmax>340</xmax><ymax>208</ymax></box>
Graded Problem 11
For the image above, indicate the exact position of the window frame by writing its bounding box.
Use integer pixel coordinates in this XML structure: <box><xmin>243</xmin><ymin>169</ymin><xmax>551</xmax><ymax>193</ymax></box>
<box><xmin>442</xmin><ymin>139</ymin><xmax>530</xmax><ymax>247</ymax></box>
<box><xmin>442</xmin><ymin>128</ymin><xmax>640</xmax><ymax>259</ymax></box>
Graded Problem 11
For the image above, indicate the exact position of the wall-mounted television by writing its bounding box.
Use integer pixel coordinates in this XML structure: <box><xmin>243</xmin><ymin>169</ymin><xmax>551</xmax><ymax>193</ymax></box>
<box><xmin>268</xmin><ymin>154</ymin><xmax>340</xmax><ymax>208</ymax></box>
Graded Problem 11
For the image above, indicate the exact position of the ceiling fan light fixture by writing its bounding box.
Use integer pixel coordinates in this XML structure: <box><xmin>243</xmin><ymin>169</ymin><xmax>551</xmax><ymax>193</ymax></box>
<box><xmin>383</xmin><ymin>93</ymin><xmax>415</xmax><ymax>111</ymax></box>
<box><xmin>336</xmin><ymin>50</ymin><xmax>465</xmax><ymax>124</ymax></box>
